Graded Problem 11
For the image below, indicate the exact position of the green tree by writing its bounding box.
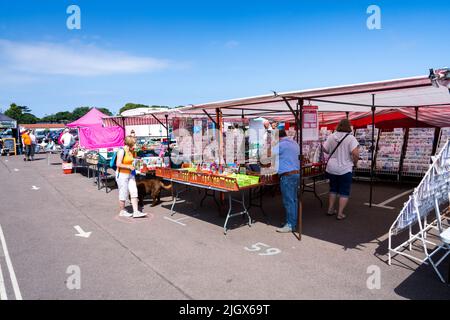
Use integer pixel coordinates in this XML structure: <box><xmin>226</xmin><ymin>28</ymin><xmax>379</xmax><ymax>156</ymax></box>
<box><xmin>97</xmin><ymin>107</ymin><xmax>113</xmax><ymax>116</ymax></box>
<box><xmin>4</xmin><ymin>103</ymin><xmax>39</xmax><ymax>123</ymax></box>
<box><xmin>40</xmin><ymin>114</ymin><xmax>57</xmax><ymax>122</ymax></box>
<box><xmin>72</xmin><ymin>107</ymin><xmax>91</xmax><ymax>120</ymax></box>
<box><xmin>20</xmin><ymin>113</ymin><xmax>39</xmax><ymax>124</ymax></box>
<box><xmin>54</xmin><ymin>111</ymin><xmax>73</xmax><ymax>122</ymax></box>
<box><xmin>4</xmin><ymin>103</ymin><xmax>23</xmax><ymax>121</ymax></box>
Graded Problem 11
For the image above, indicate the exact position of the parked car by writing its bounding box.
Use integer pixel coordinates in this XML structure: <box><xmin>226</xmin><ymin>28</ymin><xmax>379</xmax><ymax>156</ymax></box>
<box><xmin>0</xmin><ymin>129</ymin><xmax>13</xmax><ymax>138</ymax></box>
<box><xmin>34</xmin><ymin>129</ymin><xmax>47</xmax><ymax>144</ymax></box>
<box><xmin>46</xmin><ymin>129</ymin><xmax>64</xmax><ymax>143</ymax></box>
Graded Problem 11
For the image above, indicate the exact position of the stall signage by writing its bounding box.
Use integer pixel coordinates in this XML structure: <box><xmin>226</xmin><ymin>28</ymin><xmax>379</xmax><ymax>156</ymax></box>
<box><xmin>0</xmin><ymin>120</ymin><xmax>16</xmax><ymax>128</ymax></box>
<box><xmin>303</xmin><ymin>105</ymin><xmax>319</xmax><ymax>141</ymax></box>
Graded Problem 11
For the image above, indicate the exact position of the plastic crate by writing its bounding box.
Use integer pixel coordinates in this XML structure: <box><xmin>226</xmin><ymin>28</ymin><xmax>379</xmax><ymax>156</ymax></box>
<box><xmin>155</xmin><ymin>167</ymin><xmax>173</xmax><ymax>179</ymax></box>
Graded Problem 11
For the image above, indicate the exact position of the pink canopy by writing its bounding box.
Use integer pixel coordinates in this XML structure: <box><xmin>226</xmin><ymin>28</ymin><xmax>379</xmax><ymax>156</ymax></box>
<box><xmin>78</xmin><ymin>126</ymin><xmax>124</xmax><ymax>149</ymax></box>
<box><xmin>67</xmin><ymin>108</ymin><xmax>124</xmax><ymax>149</ymax></box>
<box><xmin>67</xmin><ymin>108</ymin><xmax>108</xmax><ymax>128</ymax></box>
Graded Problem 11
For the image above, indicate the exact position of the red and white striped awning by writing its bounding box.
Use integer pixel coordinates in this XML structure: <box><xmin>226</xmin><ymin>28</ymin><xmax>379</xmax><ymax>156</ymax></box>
<box><xmin>103</xmin><ymin>115</ymin><xmax>164</xmax><ymax>127</ymax></box>
<box><xmin>103</xmin><ymin>74</ymin><xmax>450</xmax><ymax>128</ymax></box>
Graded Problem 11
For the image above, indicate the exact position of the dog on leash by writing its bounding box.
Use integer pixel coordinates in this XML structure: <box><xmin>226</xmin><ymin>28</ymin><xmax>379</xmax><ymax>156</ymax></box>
<box><xmin>136</xmin><ymin>178</ymin><xmax>172</xmax><ymax>207</ymax></box>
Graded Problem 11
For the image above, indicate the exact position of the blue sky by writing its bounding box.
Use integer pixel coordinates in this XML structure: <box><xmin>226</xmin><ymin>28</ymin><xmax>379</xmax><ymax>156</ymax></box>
<box><xmin>0</xmin><ymin>0</ymin><xmax>448</xmax><ymax>117</ymax></box>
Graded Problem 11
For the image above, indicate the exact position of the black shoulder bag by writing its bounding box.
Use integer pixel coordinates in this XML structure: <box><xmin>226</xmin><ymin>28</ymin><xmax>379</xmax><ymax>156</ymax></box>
<box><xmin>327</xmin><ymin>133</ymin><xmax>350</xmax><ymax>159</ymax></box>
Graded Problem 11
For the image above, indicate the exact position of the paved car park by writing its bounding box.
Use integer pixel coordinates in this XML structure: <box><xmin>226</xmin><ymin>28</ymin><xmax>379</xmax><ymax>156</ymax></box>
<box><xmin>0</xmin><ymin>154</ymin><xmax>449</xmax><ymax>300</ymax></box>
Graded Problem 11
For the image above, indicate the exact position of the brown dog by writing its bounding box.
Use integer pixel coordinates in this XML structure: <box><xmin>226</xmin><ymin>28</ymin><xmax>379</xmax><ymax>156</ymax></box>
<box><xmin>136</xmin><ymin>179</ymin><xmax>172</xmax><ymax>207</ymax></box>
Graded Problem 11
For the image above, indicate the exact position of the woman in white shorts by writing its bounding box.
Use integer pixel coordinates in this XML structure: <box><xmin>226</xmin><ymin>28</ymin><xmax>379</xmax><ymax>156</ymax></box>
<box><xmin>116</xmin><ymin>136</ymin><xmax>147</xmax><ymax>218</ymax></box>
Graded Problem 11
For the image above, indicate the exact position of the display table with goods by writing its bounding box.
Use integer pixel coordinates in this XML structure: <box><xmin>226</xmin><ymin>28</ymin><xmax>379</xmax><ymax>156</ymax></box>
<box><xmin>436</xmin><ymin>127</ymin><xmax>450</xmax><ymax>155</ymax></box>
<box><xmin>133</xmin><ymin>156</ymin><xmax>170</xmax><ymax>176</ymax></box>
<box><xmin>73</xmin><ymin>148</ymin><xmax>116</xmax><ymax>192</ymax></box>
<box><xmin>156</xmin><ymin>165</ymin><xmax>261</xmax><ymax>234</ymax></box>
<box><xmin>375</xmin><ymin>128</ymin><xmax>405</xmax><ymax>178</ymax></box>
<box><xmin>354</xmin><ymin>126</ymin><xmax>379</xmax><ymax>174</ymax></box>
<box><xmin>401</xmin><ymin>128</ymin><xmax>436</xmax><ymax>178</ymax></box>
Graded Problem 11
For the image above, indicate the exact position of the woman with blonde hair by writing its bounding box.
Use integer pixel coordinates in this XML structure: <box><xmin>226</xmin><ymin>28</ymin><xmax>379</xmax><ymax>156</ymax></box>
<box><xmin>323</xmin><ymin>119</ymin><xmax>359</xmax><ymax>220</ymax></box>
<box><xmin>115</xmin><ymin>135</ymin><xmax>147</xmax><ymax>218</ymax></box>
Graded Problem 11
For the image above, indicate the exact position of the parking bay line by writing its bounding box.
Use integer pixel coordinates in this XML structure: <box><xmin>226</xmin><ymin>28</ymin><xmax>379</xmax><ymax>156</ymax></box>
<box><xmin>0</xmin><ymin>263</ymin><xmax>7</xmax><ymax>300</ymax></box>
<box><xmin>364</xmin><ymin>189</ymin><xmax>413</xmax><ymax>210</ymax></box>
<box><xmin>0</xmin><ymin>224</ymin><xmax>22</xmax><ymax>300</ymax></box>
<box><xmin>164</xmin><ymin>216</ymin><xmax>191</xmax><ymax>226</ymax></box>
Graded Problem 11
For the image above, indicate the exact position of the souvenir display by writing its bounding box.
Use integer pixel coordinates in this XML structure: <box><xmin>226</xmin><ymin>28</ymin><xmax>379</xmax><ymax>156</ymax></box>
<box><xmin>354</xmin><ymin>126</ymin><xmax>379</xmax><ymax>171</ymax></box>
<box><xmin>302</xmin><ymin>127</ymin><xmax>331</xmax><ymax>166</ymax></box>
<box><xmin>401</xmin><ymin>128</ymin><xmax>435</xmax><ymax>176</ymax></box>
<box><xmin>85</xmin><ymin>150</ymin><xmax>100</xmax><ymax>165</ymax></box>
<box><xmin>436</xmin><ymin>127</ymin><xmax>450</xmax><ymax>154</ymax></box>
<box><xmin>375</xmin><ymin>128</ymin><xmax>405</xmax><ymax>173</ymax></box>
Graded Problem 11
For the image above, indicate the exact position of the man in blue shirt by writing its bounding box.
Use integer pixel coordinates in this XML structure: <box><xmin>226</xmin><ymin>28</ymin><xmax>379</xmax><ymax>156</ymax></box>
<box><xmin>272</xmin><ymin>129</ymin><xmax>300</xmax><ymax>232</ymax></box>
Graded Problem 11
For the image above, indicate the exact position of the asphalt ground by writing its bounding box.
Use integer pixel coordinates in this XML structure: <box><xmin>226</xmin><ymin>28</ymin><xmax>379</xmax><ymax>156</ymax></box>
<box><xmin>0</xmin><ymin>153</ymin><xmax>449</xmax><ymax>300</ymax></box>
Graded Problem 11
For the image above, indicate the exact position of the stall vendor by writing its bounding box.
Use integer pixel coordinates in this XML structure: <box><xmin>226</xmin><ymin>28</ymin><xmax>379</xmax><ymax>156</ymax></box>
<box><xmin>272</xmin><ymin>129</ymin><xmax>300</xmax><ymax>233</ymax></box>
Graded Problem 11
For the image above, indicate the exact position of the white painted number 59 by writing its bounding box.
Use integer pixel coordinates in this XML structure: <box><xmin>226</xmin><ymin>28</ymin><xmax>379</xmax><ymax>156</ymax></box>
<box><xmin>244</xmin><ymin>242</ymin><xmax>281</xmax><ymax>256</ymax></box>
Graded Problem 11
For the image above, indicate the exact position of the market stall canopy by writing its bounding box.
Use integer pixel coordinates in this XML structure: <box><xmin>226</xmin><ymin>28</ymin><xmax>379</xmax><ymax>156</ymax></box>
<box><xmin>174</xmin><ymin>75</ymin><xmax>450</xmax><ymax>121</ymax></box>
<box><xmin>66</xmin><ymin>108</ymin><xmax>108</xmax><ymax>128</ymax></box>
<box><xmin>104</xmin><ymin>74</ymin><xmax>450</xmax><ymax>127</ymax></box>
<box><xmin>78</xmin><ymin>126</ymin><xmax>124</xmax><ymax>149</ymax></box>
<box><xmin>67</xmin><ymin>108</ymin><xmax>124</xmax><ymax>148</ymax></box>
<box><xmin>0</xmin><ymin>112</ymin><xmax>17</xmax><ymax>128</ymax></box>
<box><xmin>121</xmin><ymin>107</ymin><xmax>170</xmax><ymax>117</ymax></box>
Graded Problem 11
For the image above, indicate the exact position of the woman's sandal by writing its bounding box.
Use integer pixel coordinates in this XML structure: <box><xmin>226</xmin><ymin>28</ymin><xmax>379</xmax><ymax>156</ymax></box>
<box><xmin>327</xmin><ymin>209</ymin><xmax>336</xmax><ymax>216</ymax></box>
<box><xmin>336</xmin><ymin>214</ymin><xmax>347</xmax><ymax>220</ymax></box>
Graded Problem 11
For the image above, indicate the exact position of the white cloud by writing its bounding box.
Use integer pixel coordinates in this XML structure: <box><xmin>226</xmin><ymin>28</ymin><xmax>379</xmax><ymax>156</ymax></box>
<box><xmin>225</xmin><ymin>40</ymin><xmax>239</xmax><ymax>49</ymax></box>
<box><xmin>0</xmin><ymin>39</ymin><xmax>170</xmax><ymax>77</ymax></box>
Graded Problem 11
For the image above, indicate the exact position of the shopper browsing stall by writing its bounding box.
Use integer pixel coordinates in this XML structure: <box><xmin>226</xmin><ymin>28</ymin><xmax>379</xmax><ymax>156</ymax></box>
<box><xmin>322</xmin><ymin>119</ymin><xmax>359</xmax><ymax>220</ymax></box>
<box><xmin>60</xmin><ymin>128</ymin><xmax>74</xmax><ymax>162</ymax></box>
<box><xmin>115</xmin><ymin>135</ymin><xmax>147</xmax><ymax>218</ymax></box>
<box><xmin>272</xmin><ymin>129</ymin><xmax>300</xmax><ymax>233</ymax></box>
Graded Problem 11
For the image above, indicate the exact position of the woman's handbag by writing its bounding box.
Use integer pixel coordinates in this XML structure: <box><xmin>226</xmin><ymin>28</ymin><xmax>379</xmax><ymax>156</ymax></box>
<box><xmin>327</xmin><ymin>133</ymin><xmax>350</xmax><ymax>160</ymax></box>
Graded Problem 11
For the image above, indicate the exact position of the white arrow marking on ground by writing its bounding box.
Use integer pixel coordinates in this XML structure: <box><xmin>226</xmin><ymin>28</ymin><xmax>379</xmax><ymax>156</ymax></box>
<box><xmin>13</xmin><ymin>169</ymin><xmax>19</xmax><ymax>172</ymax></box>
<box><xmin>31</xmin><ymin>186</ymin><xmax>40</xmax><ymax>190</ymax></box>
<box><xmin>74</xmin><ymin>225</ymin><xmax>92</xmax><ymax>238</ymax></box>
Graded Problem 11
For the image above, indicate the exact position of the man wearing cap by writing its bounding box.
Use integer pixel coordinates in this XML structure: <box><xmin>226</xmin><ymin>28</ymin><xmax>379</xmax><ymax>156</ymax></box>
<box><xmin>21</xmin><ymin>129</ymin><xmax>32</xmax><ymax>161</ymax></box>
<box><xmin>60</xmin><ymin>128</ymin><xmax>74</xmax><ymax>162</ymax></box>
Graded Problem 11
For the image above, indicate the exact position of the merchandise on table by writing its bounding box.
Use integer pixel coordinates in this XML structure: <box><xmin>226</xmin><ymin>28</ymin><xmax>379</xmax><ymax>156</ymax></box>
<box><xmin>133</xmin><ymin>156</ymin><xmax>166</xmax><ymax>174</ymax></box>
<box><xmin>402</xmin><ymin>128</ymin><xmax>435</xmax><ymax>176</ymax></box>
<box><xmin>354</xmin><ymin>126</ymin><xmax>379</xmax><ymax>171</ymax></box>
<box><xmin>436</xmin><ymin>127</ymin><xmax>450</xmax><ymax>155</ymax></box>
<box><xmin>155</xmin><ymin>165</ymin><xmax>261</xmax><ymax>191</ymax></box>
<box><xmin>375</xmin><ymin>128</ymin><xmax>405</xmax><ymax>173</ymax></box>
<box><xmin>85</xmin><ymin>150</ymin><xmax>100</xmax><ymax>165</ymax></box>
<box><xmin>302</xmin><ymin>127</ymin><xmax>332</xmax><ymax>164</ymax></box>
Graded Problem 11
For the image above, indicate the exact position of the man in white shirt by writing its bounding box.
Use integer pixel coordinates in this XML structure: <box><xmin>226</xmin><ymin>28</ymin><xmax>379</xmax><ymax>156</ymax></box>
<box><xmin>61</xmin><ymin>129</ymin><xmax>74</xmax><ymax>162</ymax></box>
<box><xmin>29</xmin><ymin>130</ymin><xmax>37</xmax><ymax>161</ymax></box>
